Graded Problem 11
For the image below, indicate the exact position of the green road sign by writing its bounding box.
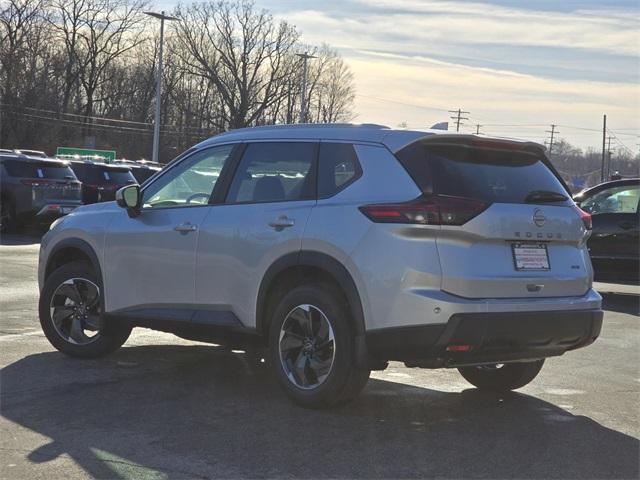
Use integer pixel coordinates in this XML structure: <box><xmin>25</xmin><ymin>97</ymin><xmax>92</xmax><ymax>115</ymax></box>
<box><xmin>56</xmin><ymin>147</ymin><xmax>116</xmax><ymax>163</ymax></box>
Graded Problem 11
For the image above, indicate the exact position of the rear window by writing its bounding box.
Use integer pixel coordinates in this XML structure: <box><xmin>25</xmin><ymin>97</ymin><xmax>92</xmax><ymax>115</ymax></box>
<box><xmin>396</xmin><ymin>143</ymin><xmax>568</xmax><ymax>204</ymax></box>
<box><xmin>71</xmin><ymin>164</ymin><xmax>135</xmax><ymax>184</ymax></box>
<box><xmin>2</xmin><ymin>159</ymin><xmax>76</xmax><ymax>180</ymax></box>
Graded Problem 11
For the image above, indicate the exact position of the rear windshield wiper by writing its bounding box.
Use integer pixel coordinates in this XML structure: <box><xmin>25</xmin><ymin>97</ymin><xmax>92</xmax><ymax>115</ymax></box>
<box><xmin>525</xmin><ymin>190</ymin><xmax>568</xmax><ymax>203</ymax></box>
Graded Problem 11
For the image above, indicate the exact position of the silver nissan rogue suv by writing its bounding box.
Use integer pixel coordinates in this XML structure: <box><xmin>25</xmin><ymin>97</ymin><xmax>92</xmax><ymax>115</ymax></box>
<box><xmin>38</xmin><ymin>124</ymin><xmax>603</xmax><ymax>408</ymax></box>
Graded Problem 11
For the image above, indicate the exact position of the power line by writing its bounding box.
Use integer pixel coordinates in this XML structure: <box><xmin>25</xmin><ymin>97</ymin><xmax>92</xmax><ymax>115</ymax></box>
<box><xmin>6</xmin><ymin>109</ymin><xmax>212</xmax><ymax>137</ymax></box>
<box><xmin>448</xmin><ymin>108</ymin><xmax>469</xmax><ymax>132</ymax></box>
<box><xmin>606</xmin><ymin>128</ymin><xmax>635</xmax><ymax>156</ymax></box>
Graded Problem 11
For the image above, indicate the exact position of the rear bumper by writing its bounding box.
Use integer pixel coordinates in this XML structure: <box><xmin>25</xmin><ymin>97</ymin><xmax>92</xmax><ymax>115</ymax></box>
<box><xmin>15</xmin><ymin>203</ymin><xmax>81</xmax><ymax>224</ymax></box>
<box><xmin>366</xmin><ymin>308</ymin><xmax>603</xmax><ymax>367</ymax></box>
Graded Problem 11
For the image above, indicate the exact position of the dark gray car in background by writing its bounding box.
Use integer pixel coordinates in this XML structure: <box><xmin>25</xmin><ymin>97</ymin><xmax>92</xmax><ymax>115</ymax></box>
<box><xmin>0</xmin><ymin>154</ymin><xmax>82</xmax><ymax>232</ymax></box>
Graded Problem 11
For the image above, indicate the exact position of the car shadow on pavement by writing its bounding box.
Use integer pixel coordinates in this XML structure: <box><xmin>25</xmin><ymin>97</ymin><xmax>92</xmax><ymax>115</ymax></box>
<box><xmin>601</xmin><ymin>293</ymin><xmax>639</xmax><ymax>316</ymax></box>
<box><xmin>2</xmin><ymin>344</ymin><xmax>638</xmax><ymax>479</ymax></box>
<box><xmin>0</xmin><ymin>232</ymin><xmax>42</xmax><ymax>246</ymax></box>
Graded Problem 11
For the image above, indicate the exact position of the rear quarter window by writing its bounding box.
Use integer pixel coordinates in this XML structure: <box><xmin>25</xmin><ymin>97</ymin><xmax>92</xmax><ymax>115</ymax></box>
<box><xmin>318</xmin><ymin>143</ymin><xmax>361</xmax><ymax>198</ymax></box>
<box><xmin>396</xmin><ymin>143</ymin><xmax>568</xmax><ymax>204</ymax></box>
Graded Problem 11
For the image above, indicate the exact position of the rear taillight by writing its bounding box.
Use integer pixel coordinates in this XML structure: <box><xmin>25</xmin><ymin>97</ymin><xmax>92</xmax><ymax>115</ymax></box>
<box><xmin>573</xmin><ymin>205</ymin><xmax>592</xmax><ymax>230</ymax></box>
<box><xmin>359</xmin><ymin>195</ymin><xmax>489</xmax><ymax>226</ymax></box>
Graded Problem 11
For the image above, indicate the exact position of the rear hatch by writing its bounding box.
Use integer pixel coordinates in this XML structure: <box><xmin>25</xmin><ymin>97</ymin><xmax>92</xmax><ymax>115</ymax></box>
<box><xmin>394</xmin><ymin>137</ymin><xmax>592</xmax><ymax>299</ymax></box>
<box><xmin>3</xmin><ymin>158</ymin><xmax>81</xmax><ymax>202</ymax></box>
<box><xmin>71</xmin><ymin>163</ymin><xmax>136</xmax><ymax>202</ymax></box>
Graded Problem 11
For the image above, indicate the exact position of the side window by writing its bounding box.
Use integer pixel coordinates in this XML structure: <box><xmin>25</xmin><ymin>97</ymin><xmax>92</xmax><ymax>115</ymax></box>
<box><xmin>142</xmin><ymin>145</ymin><xmax>235</xmax><ymax>208</ymax></box>
<box><xmin>581</xmin><ymin>186</ymin><xmax>639</xmax><ymax>215</ymax></box>
<box><xmin>226</xmin><ymin>142</ymin><xmax>315</xmax><ymax>204</ymax></box>
<box><xmin>318</xmin><ymin>143</ymin><xmax>361</xmax><ymax>198</ymax></box>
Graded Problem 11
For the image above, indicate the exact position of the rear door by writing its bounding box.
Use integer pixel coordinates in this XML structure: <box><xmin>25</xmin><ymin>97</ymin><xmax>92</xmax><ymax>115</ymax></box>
<box><xmin>195</xmin><ymin>141</ymin><xmax>317</xmax><ymax>328</ymax></box>
<box><xmin>396</xmin><ymin>139</ymin><xmax>591</xmax><ymax>299</ymax></box>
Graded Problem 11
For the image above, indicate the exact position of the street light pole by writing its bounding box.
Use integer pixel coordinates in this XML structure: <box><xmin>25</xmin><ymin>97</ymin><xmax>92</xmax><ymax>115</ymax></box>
<box><xmin>296</xmin><ymin>52</ymin><xmax>316</xmax><ymax>124</ymax></box>
<box><xmin>145</xmin><ymin>11</ymin><xmax>178</xmax><ymax>163</ymax></box>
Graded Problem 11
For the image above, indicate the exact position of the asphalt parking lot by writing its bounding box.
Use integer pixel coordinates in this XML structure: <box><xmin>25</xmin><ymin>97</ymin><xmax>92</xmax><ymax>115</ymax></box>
<box><xmin>1</xmin><ymin>234</ymin><xmax>639</xmax><ymax>480</ymax></box>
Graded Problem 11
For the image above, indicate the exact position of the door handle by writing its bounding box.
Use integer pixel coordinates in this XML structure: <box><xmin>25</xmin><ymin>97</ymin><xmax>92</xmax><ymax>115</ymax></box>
<box><xmin>174</xmin><ymin>223</ymin><xmax>198</xmax><ymax>233</ymax></box>
<box><xmin>268</xmin><ymin>216</ymin><xmax>295</xmax><ymax>230</ymax></box>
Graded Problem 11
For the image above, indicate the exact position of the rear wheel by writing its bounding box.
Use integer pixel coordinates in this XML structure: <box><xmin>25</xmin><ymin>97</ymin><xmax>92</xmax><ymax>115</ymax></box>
<box><xmin>39</xmin><ymin>262</ymin><xmax>131</xmax><ymax>358</ymax></box>
<box><xmin>458</xmin><ymin>360</ymin><xmax>545</xmax><ymax>391</ymax></box>
<box><xmin>268</xmin><ymin>283</ymin><xmax>370</xmax><ymax>408</ymax></box>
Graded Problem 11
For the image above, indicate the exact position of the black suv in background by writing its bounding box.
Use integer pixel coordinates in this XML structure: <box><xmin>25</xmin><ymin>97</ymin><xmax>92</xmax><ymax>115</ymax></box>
<box><xmin>0</xmin><ymin>154</ymin><xmax>82</xmax><ymax>232</ymax></box>
<box><xmin>68</xmin><ymin>161</ymin><xmax>136</xmax><ymax>204</ymax></box>
<box><xmin>115</xmin><ymin>161</ymin><xmax>161</xmax><ymax>184</ymax></box>
<box><xmin>574</xmin><ymin>178</ymin><xmax>639</xmax><ymax>281</ymax></box>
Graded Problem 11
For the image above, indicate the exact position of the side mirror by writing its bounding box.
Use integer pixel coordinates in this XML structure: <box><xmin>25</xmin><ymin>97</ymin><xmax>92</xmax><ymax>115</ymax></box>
<box><xmin>116</xmin><ymin>184</ymin><xmax>141</xmax><ymax>216</ymax></box>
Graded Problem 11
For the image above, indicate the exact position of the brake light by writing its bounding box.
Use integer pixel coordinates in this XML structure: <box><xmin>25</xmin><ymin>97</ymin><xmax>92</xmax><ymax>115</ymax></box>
<box><xmin>359</xmin><ymin>195</ymin><xmax>489</xmax><ymax>226</ymax></box>
<box><xmin>573</xmin><ymin>205</ymin><xmax>592</xmax><ymax>230</ymax></box>
<box><xmin>446</xmin><ymin>344</ymin><xmax>472</xmax><ymax>352</ymax></box>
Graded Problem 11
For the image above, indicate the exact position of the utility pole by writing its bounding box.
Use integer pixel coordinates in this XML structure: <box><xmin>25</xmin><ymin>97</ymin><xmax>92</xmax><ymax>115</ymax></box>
<box><xmin>145</xmin><ymin>11</ymin><xmax>178</xmax><ymax>163</ymax></box>
<box><xmin>545</xmin><ymin>124</ymin><xmax>558</xmax><ymax>156</ymax></box>
<box><xmin>296</xmin><ymin>52</ymin><xmax>316</xmax><ymax>123</ymax></box>
<box><xmin>448</xmin><ymin>108</ymin><xmax>469</xmax><ymax>132</ymax></box>
<box><xmin>475</xmin><ymin>124</ymin><xmax>482</xmax><ymax>135</ymax></box>
<box><xmin>606</xmin><ymin>136</ymin><xmax>612</xmax><ymax>180</ymax></box>
<box><xmin>601</xmin><ymin>114</ymin><xmax>607</xmax><ymax>182</ymax></box>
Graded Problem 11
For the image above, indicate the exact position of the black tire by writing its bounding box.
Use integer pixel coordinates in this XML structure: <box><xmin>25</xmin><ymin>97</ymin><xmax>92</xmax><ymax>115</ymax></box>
<box><xmin>39</xmin><ymin>262</ymin><xmax>131</xmax><ymax>358</ymax></box>
<box><xmin>268</xmin><ymin>283</ymin><xmax>370</xmax><ymax>408</ymax></box>
<box><xmin>458</xmin><ymin>360</ymin><xmax>545</xmax><ymax>392</ymax></box>
<box><xmin>0</xmin><ymin>198</ymin><xmax>16</xmax><ymax>234</ymax></box>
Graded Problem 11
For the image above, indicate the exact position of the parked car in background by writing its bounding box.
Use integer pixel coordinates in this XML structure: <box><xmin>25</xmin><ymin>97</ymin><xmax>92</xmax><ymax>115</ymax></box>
<box><xmin>0</xmin><ymin>154</ymin><xmax>82</xmax><ymax>232</ymax></box>
<box><xmin>574</xmin><ymin>178</ymin><xmax>639</xmax><ymax>281</ymax></box>
<box><xmin>68</xmin><ymin>161</ymin><xmax>136</xmax><ymax>204</ymax></box>
<box><xmin>37</xmin><ymin>125</ymin><xmax>602</xmax><ymax>408</ymax></box>
<box><xmin>113</xmin><ymin>160</ymin><xmax>161</xmax><ymax>184</ymax></box>
<box><xmin>14</xmin><ymin>149</ymin><xmax>47</xmax><ymax>158</ymax></box>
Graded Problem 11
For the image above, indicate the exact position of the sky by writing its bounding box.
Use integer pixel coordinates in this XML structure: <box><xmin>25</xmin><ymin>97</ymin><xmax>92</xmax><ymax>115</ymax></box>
<box><xmin>159</xmin><ymin>0</ymin><xmax>640</xmax><ymax>154</ymax></box>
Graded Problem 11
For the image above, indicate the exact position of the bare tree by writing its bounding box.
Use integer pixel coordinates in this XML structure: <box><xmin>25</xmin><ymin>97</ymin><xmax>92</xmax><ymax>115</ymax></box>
<box><xmin>75</xmin><ymin>0</ymin><xmax>148</xmax><ymax>134</ymax></box>
<box><xmin>0</xmin><ymin>0</ymin><xmax>49</xmax><ymax>144</ymax></box>
<box><xmin>0</xmin><ymin>0</ymin><xmax>356</xmax><ymax>158</ymax></box>
<box><xmin>172</xmin><ymin>0</ymin><xmax>299</xmax><ymax>129</ymax></box>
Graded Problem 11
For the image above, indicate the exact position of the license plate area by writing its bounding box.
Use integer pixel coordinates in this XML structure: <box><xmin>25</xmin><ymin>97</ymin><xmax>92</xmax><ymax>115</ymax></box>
<box><xmin>511</xmin><ymin>243</ymin><xmax>550</xmax><ymax>271</ymax></box>
<box><xmin>61</xmin><ymin>207</ymin><xmax>75</xmax><ymax>214</ymax></box>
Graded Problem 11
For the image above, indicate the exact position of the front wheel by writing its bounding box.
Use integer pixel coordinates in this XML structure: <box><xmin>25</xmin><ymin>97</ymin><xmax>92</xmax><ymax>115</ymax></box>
<box><xmin>458</xmin><ymin>360</ymin><xmax>545</xmax><ymax>391</ymax></box>
<box><xmin>268</xmin><ymin>283</ymin><xmax>370</xmax><ymax>408</ymax></box>
<box><xmin>39</xmin><ymin>262</ymin><xmax>131</xmax><ymax>358</ymax></box>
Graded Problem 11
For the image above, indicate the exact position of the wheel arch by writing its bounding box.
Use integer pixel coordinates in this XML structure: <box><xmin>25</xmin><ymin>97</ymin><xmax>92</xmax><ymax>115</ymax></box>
<box><xmin>256</xmin><ymin>251</ymin><xmax>365</xmax><ymax>339</ymax></box>
<box><xmin>45</xmin><ymin>238</ymin><xmax>103</xmax><ymax>285</ymax></box>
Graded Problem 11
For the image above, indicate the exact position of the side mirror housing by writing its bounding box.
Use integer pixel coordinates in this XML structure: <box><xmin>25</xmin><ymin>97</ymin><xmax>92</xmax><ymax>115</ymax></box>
<box><xmin>116</xmin><ymin>184</ymin><xmax>141</xmax><ymax>217</ymax></box>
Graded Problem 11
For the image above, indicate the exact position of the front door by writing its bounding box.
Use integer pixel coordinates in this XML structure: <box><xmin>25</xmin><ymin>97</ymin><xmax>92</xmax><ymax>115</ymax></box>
<box><xmin>103</xmin><ymin>144</ymin><xmax>237</xmax><ymax>315</ymax></box>
<box><xmin>581</xmin><ymin>184</ymin><xmax>640</xmax><ymax>260</ymax></box>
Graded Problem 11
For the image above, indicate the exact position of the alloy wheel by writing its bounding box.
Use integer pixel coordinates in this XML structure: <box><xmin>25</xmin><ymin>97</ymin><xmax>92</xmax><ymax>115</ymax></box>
<box><xmin>49</xmin><ymin>278</ymin><xmax>102</xmax><ymax>345</ymax></box>
<box><xmin>279</xmin><ymin>304</ymin><xmax>336</xmax><ymax>390</ymax></box>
